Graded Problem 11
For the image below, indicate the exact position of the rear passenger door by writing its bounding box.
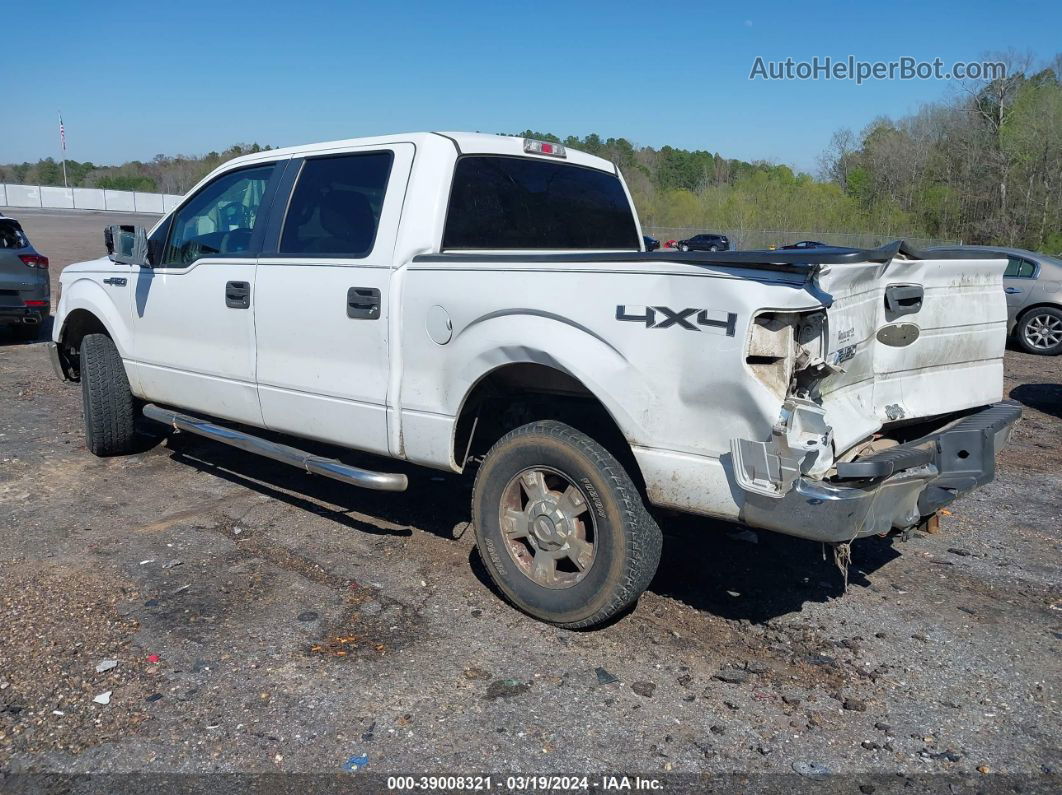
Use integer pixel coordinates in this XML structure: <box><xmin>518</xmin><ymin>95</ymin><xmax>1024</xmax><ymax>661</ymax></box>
<box><xmin>254</xmin><ymin>144</ymin><xmax>414</xmax><ymax>456</ymax></box>
<box><xmin>1003</xmin><ymin>256</ymin><xmax>1037</xmax><ymax>321</ymax></box>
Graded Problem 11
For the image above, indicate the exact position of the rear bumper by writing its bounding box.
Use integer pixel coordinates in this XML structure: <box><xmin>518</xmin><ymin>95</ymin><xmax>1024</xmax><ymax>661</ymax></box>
<box><xmin>0</xmin><ymin>305</ymin><xmax>48</xmax><ymax>324</ymax></box>
<box><xmin>740</xmin><ymin>402</ymin><xmax>1022</xmax><ymax>543</ymax></box>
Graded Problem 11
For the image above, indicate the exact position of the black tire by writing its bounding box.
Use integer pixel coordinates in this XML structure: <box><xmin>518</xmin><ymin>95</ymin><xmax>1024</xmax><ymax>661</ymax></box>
<box><xmin>472</xmin><ymin>420</ymin><xmax>662</xmax><ymax>628</ymax></box>
<box><xmin>1015</xmin><ymin>306</ymin><xmax>1062</xmax><ymax>355</ymax></box>
<box><xmin>80</xmin><ymin>333</ymin><xmax>137</xmax><ymax>456</ymax></box>
<box><xmin>708</xmin><ymin>245</ymin><xmax>718</xmax><ymax>252</ymax></box>
<box><xmin>679</xmin><ymin>243</ymin><xmax>689</xmax><ymax>252</ymax></box>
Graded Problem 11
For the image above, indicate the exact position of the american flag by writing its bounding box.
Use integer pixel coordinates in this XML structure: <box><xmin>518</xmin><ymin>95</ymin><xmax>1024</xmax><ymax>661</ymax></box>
<box><xmin>59</xmin><ymin>113</ymin><xmax>66</xmax><ymax>151</ymax></box>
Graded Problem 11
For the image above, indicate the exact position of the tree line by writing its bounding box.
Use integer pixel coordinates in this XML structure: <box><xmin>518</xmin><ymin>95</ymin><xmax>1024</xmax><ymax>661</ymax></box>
<box><xmin>819</xmin><ymin>53</ymin><xmax>1062</xmax><ymax>253</ymax></box>
<box><xmin>525</xmin><ymin>54</ymin><xmax>1059</xmax><ymax>250</ymax></box>
<box><xmin>517</xmin><ymin>130</ymin><xmax>940</xmax><ymax>245</ymax></box>
<box><xmin>0</xmin><ymin>144</ymin><xmax>275</xmax><ymax>195</ymax></box>
<box><xmin>3</xmin><ymin>55</ymin><xmax>1058</xmax><ymax>253</ymax></box>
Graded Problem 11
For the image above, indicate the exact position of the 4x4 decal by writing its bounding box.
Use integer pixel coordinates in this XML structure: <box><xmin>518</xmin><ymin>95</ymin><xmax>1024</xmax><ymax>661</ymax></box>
<box><xmin>616</xmin><ymin>305</ymin><xmax>737</xmax><ymax>336</ymax></box>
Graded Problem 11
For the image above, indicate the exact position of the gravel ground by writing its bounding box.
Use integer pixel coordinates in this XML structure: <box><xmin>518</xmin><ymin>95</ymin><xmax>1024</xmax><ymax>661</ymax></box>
<box><xmin>0</xmin><ymin>209</ymin><xmax>1059</xmax><ymax>789</ymax></box>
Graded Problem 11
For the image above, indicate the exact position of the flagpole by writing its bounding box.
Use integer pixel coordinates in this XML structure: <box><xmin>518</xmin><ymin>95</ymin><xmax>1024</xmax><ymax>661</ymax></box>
<box><xmin>58</xmin><ymin>112</ymin><xmax>68</xmax><ymax>188</ymax></box>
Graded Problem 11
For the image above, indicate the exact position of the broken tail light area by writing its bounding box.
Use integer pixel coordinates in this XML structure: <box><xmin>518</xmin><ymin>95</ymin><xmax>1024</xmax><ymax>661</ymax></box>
<box><xmin>743</xmin><ymin>310</ymin><xmax>831</xmax><ymax>403</ymax></box>
<box><xmin>523</xmin><ymin>138</ymin><xmax>566</xmax><ymax>158</ymax></box>
<box><xmin>731</xmin><ymin>398</ymin><xmax>834</xmax><ymax>498</ymax></box>
<box><xmin>19</xmin><ymin>254</ymin><xmax>49</xmax><ymax>269</ymax></box>
<box><xmin>733</xmin><ymin>310</ymin><xmax>839</xmax><ymax>498</ymax></box>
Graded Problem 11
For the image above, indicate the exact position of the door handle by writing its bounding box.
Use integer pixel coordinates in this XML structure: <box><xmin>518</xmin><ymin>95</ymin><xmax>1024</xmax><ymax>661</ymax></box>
<box><xmin>347</xmin><ymin>287</ymin><xmax>381</xmax><ymax>319</ymax></box>
<box><xmin>1004</xmin><ymin>287</ymin><xmax>1022</xmax><ymax>295</ymax></box>
<box><xmin>225</xmin><ymin>281</ymin><xmax>251</xmax><ymax>309</ymax></box>
<box><xmin>102</xmin><ymin>277</ymin><xmax>127</xmax><ymax>286</ymax></box>
<box><xmin>884</xmin><ymin>284</ymin><xmax>923</xmax><ymax>317</ymax></box>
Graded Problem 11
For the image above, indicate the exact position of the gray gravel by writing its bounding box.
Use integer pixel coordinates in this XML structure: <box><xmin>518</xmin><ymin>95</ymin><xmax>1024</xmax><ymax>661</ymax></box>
<box><xmin>0</xmin><ymin>210</ymin><xmax>1059</xmax><ymax>784</ymax></box>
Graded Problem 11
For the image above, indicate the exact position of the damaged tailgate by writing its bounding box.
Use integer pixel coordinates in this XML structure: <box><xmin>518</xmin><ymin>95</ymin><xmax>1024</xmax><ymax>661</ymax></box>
<box><xmin>732</xmin><ymin>242</ymin><xmax>1010</xmax><ymax>501</ymax></box>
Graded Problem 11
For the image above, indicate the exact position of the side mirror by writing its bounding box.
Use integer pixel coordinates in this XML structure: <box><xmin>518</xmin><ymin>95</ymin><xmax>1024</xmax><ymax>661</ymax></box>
<box><xmin>106</xmin><ymin>224</ymin><xmax>150</xmax><ymax>266</ymax></box>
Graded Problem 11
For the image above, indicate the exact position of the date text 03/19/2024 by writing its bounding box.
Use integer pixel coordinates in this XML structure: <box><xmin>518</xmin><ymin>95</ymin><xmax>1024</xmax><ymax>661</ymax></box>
<box><xmin>385</xmin><ymin>775</ymin><xmax>663</xmax><ymax>791</ymax></box>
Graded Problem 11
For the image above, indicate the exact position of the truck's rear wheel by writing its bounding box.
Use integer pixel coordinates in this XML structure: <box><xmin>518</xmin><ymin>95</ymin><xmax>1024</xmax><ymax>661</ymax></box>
<box><xmin>472</xmin><ymin>420</ymin><xmax>662</xmax><ymax>628</ymax></box>
<box><xmin>80</xmin><ymin>333</ymin><xmax>137</xmax><ymax>456</ymax></box>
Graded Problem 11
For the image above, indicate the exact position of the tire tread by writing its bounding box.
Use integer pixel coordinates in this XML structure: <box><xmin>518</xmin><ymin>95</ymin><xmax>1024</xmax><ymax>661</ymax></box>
<box><xmin>473</xmin><ymin>420</ymin><xmax>662</xmax><ymax>629</ymax></box>
<box><xmin>81</xmin><ymin>333</ymin><xmax>137</xmax><ymax>456</ymax></box>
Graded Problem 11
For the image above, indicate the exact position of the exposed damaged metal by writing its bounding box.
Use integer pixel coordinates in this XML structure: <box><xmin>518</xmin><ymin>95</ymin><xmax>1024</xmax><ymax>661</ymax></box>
<box><xmin>735</xmin><ymin>310</ymin><xmax>839</xmax><ymax>498</ymax></box>
<box><xmin>744</xmin><ymin>310</ymin><xmax>832</xmax><ymax>403</ymax></box>
<box><xmin>731</xmin><ymin>397</ymin><xmax>833</xmax><ymax>498</ymax></box>
<box><xmin>732</xmin><ymin>246</ymin><xmax>1017</xmax><ymax>533</ymax></box>
<box><xmin>736</xmin><ymin>402</ymin><xmax>1021</xmax><ymax>543</ymax></box>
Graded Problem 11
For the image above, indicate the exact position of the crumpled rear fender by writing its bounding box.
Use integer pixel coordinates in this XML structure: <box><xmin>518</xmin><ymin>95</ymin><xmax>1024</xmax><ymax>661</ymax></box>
<box><xmin>400</xmin><ymin>307</ymin><xmax>649</xmax><ymax>469</ymax></box>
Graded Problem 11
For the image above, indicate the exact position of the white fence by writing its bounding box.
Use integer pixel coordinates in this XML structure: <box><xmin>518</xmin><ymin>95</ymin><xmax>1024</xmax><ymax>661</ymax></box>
<box><xmin>0</xmin><ymin>183</ymin><xmax>182</xmax><ymax>214</ymax></box>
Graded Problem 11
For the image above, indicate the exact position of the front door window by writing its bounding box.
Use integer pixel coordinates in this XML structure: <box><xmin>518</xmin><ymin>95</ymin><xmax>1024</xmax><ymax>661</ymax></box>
<box><xmin>162</xmin><ymin>165</ymin><xmax>275</xmax><ymax>267</ymax></box>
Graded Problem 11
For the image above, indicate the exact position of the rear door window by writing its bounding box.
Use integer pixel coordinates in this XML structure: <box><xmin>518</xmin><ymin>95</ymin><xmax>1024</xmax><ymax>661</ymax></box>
<box><xmin>0</xmin><ymin>220</ymin><xmax>28</xmax><ymax>249</ymax></box>
<box><xmin>443</xmin><ymin>156</ymin><xmax>639</xmax><ymax>250</ymax></box>
<box><xmin>1004</xmin><ymin>257</ymin><xmax>1036</xmax><ymax>278</ymax></box>
<box><xmin>280</xmin><ymin>152</ymin><xmax>393</xmax><ymax>257</ymax></box>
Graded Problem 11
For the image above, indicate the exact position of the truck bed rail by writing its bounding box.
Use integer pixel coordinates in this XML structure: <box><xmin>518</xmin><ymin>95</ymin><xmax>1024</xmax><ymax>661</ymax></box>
<box><xmin>412</xmin><ymin>240</ymin><xmax>1008</xmax><ymax>273</ymax></box>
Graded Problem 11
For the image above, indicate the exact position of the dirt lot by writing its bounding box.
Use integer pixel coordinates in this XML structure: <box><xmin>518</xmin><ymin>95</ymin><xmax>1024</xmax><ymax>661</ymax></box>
<box><xmin>0</xmin><ymin>209</ymin><xmax>1059</xmax><ymax>787</ymax></box>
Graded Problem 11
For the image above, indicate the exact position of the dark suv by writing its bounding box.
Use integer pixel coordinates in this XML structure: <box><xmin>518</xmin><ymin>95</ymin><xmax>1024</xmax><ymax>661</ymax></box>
<box><xmin>677</xmin><ymin>233</ymin><xmax>729</xmax><ymax>252</ymax></box>
<box><xmin>780</xmin><ymin>240</ymin><xmax>827</xmax><ymax>250</ymax></box>
<box><xmin>0</xmin><ymin>214</ymin><xmax>50</xmax><ymax>340</ymax></box>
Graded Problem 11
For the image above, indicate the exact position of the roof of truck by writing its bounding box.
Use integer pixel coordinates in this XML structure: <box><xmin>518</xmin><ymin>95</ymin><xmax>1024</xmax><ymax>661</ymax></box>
<box><xmin>220</xmin><ymin>132</ymin><xmax>617</xmax><ymax>174</ymax></box>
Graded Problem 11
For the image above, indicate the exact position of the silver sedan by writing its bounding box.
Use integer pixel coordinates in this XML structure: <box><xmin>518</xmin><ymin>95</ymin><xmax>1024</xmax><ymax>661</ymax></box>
<box><xmin>932</xmin><ymin>245</ymin><xmax>1062</xmax><ymax>355</ymax></box>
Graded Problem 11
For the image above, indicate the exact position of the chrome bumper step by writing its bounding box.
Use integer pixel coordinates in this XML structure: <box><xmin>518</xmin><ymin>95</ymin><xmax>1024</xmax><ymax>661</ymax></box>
<box><xmin>142</xmin><ymin>404</ymin><xmax>408</xmax><ymax>492</ymax></box>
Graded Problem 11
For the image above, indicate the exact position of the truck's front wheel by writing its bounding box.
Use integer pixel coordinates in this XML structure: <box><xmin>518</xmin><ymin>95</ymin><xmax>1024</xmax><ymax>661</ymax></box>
<box><xmin>472</xmin><ymin>420</ymin><xmax>662</xmax><ymax>628</ymax></box>
<box><xmin>80</xmin><ymin>333</ymin><xmax>138</xmax><ymax>456</ymax></box>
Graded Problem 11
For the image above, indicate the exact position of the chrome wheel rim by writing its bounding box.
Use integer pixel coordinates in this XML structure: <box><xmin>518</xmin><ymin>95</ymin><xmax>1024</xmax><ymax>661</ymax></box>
<box><xmin>1023</xmin><ymin>313</ymin><xmax>1062</xmax><ymax>350</ymax></box>
<box><xmin>499</xmin><ymin>467</ymin><xmax>597</xmax><ymax>589</ymax></box>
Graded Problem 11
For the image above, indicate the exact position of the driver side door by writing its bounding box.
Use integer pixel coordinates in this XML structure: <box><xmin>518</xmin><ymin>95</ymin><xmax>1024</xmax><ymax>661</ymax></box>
<box><xmin>128</xmin><ymin>161</ymin><xmax>284</xmax><ymax>426</ymax></box>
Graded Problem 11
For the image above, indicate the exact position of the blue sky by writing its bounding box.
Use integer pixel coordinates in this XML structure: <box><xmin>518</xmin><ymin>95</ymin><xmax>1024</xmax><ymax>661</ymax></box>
<box><xmin>4</xmin><ymin>0</ymin><xmax>1059</xmax><ymax>173</ymax></box>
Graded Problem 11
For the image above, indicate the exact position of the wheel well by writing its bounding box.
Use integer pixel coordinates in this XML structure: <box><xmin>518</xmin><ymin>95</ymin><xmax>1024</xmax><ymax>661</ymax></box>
<box><xmin>58</xmin><ymin>309</ymin><xmax>110</xmax><ymax>380</ymax></box>
<box><xmin>1016</xmin><ymin>302</ymin><xmax>1062</xmax><ymax>326</ymax></box>
<box><xmin>453</xmin><ymin>363</ymin><xmax>644</xmax><ymax>489</ymax></box>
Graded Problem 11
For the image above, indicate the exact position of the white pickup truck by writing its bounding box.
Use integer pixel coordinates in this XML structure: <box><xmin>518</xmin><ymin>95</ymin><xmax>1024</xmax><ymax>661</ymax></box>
<box><xmin>49</xmin><ymin>132</ymin><xmax>1020</xmax><ymax>628</ymax></box>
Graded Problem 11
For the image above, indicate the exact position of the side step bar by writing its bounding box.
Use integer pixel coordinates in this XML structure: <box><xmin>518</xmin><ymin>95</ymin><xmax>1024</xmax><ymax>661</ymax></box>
<box><xmin>142</xmin><ymin>403</ymin><xmax>408</xmax><ymax>492</ymax></box>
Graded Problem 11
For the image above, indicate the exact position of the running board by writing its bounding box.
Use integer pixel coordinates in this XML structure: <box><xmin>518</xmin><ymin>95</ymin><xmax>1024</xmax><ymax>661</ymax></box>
<box><xmin>142</xmin><ymin>403</ymin><xmax>408</xmax><ymax>492</ymax></box>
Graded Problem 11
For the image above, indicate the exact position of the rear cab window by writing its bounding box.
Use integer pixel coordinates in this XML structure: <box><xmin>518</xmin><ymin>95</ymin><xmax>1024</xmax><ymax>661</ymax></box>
<box><xmin>442</xmin><ymin>156</ymin><xmax>639</xmax><ymax>250</ymax></box>
<box><xmin>0</xmin><ymin>220</ymin><xmax>28</xmax><ymax>249</ymax></box>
